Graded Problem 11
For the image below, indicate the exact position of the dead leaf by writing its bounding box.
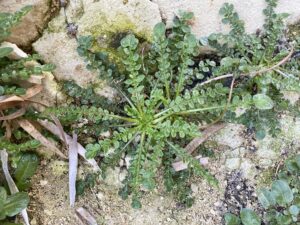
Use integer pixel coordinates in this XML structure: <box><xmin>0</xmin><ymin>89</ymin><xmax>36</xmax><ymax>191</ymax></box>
<box><xmin>69</xmin><ymin>133</ymin><xmax>78</xmax><ymax>207</ymax></box>
<box><xmin>38</xmin><ymin>119</ymin><xmax>100</xmax><ymax>171</ymax></box>
<box><xmin>0</xmin><ymin>108</ymin><xmax>26</xmax><ymax>121</ymax></box>
<box><xmin>75</xmin><ymin>207</ymin><xmax>98</xmax><ymax>225</ymax></box>
<box><xmin>21</xmin><ymin>84</ymin><xmax>43</xmax><ymax>99</ymax></box>
<box><xmin>51</xmin><ymin>115</ymin><xmax>68</xmax><ymax>149</ymax></box>
<box><xmin>172</xmin><ymin>155</ymin><xmax>209</xmax><ymax>171</ymax></box>
<box><xmin>0</xmin><ymin>85</ymin><xmax>43</xmax><ymax>111</ymax></box>
<box><xmin>17</xmin><ymin>119</ymin><xmax>67</xmax><ymax>159</ymax></box>
<box><xmin>172</xmin><ymin>123</ymin><xmax>225</xmax><ymax>171</ymax></box>
<box><xmin>0</xmin><ymin>96</ymin><xmax>24</xmax><ymax>110</ymax></box>
<box><xmin>186</xmin><ymin>123</ymin><xmax>226</xmax><ymax>154</ymax></box>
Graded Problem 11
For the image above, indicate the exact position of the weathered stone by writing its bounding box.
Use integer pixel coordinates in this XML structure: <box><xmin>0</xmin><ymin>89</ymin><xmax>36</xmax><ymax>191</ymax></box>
<box><xmin>191</xmin><ymin>183</ymin><xmax>199</xmax><ymax>194</ymax></box>
<box><xmin>32</xmin><ymin>71</ymin><xmax>67</xmax><ymax>110</ymax></box>
<box><xmin>77</xmin><ymin>0</ymin><xmax>161</xmax><ymax>40</ymax></box>
<box><xmin>119</xmin><ymin>169</ymin><xmax>128</xmax><ymax>183</ymax></box>
<box><xmin>33</xmin><ymin>32</ymin><xmax>98</xmax><ymax>87</ymax></box>
<box><xmin>0</xmin><ymin>0</ymin><xmax>60</xmax><ymax>49</ymax></box>
<box><xmin>125</xmin><ymin>155</ymin><xmax>132</xmax><ymax>169</ymax></box>
<box><xmin>256</xmin><ymin>115</ymin><xmax>300</xmax><ymax>167</ymax></box>
<box><xmin>225</xmin><ymin>158</ymin><xmax>241</xmax><ymax>170</ymax></box>
<box><xmin>105</xmin><ymin>167</ymin><xmax>122</xmax><ymax>187</ymax></box>
<box><xmin>153</xmin><ymin>0</ymin><xmax>300</xmax><ymax>38</ymax></box>
<box><xmin>256</xmin><ymin>136</ymin><xmax>280</xmax><ymax>166</ymax></box>
<box><xmin>214</xmin><ymin>124</ymin><xmax>245</xmax><ymax>149</ymax></box>
<box><xmin>33</xmin><ymin>0</ymin><xmax>161</xmax><ymax>88</ymax></box>
<box><xmin>280</xmin><ymin>115</ymin><xmax>300</xmax><ymax>148</ymax></box>
<box><xmin>282</xmin><ymin>91</ymin><xmax>300</xmax><ymax>105</ymax></box>
<box><xmin>240</xmin><ymin>160</ymin><xmax>256</xmax><ymax>179</ymax></box>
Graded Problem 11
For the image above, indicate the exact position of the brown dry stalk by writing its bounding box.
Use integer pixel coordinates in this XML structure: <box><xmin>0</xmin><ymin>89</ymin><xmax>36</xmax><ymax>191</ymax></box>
<box><xmin>51</xmin><ymin>115</ymin><xmax>68</xmax><ymax>149</ymax></box>
<box><xmin>0</xmin><ymin>84</ymin><xmax>44</xmax><ymax>113</ymax></box>
<box><xmin>0</xmin><ymin>108</ymin><xmax>26</xmax><ymax>121</ymax></box>
<box><xmin>17</xmin><ymin>119</ymin><xmax>67</xmax><ymax>159</ymax></box>
<box><xmin>38</xmin><ymin>119</ymin><xmax>100</xmax><ymax>171</ymax></box>
<box><xmin>199</xmin><ymin>47</ymin><xmax>294</xmax><ymax>86</ymax></box>
<box><xmin>75</xmin><ymin>207</ymin><xmax>98</xmax><ymax>225</ymax></box>
<box><xmin>172</xmin><ymin>122</ymin><xmax>226</xmax><ymax>171</ymax></box>
<box><xmin>186</xmin><ymin>122</ymin><xmax>226</xmax><ymax>154</ymax></box>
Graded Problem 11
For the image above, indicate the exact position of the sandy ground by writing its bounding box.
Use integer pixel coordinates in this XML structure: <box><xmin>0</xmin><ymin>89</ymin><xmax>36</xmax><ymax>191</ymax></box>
<box><xmin>27</xmin><ymin>156</ymin><xmax>228</xmax><ymax>225</ymax></box>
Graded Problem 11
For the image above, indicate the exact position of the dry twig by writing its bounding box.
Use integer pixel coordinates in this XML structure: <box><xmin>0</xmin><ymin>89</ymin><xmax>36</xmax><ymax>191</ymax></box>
<box><xmin>75</xmin><ymin>207</ymin><xmax>98</xmax><ymax>225</ymax></box>
<box><xmin>199</xmin><ymin>47</ymin><xmax>294</xmax><ymax>86</ymax></box>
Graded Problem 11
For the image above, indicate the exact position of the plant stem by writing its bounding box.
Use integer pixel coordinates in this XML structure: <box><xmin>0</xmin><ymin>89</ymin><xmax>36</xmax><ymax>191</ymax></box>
<box><xmin>165</xmin><ymin>81</ymin><xmax>170</xmax><ymax>100</ymax></box>
<box><xmin>176</xmin><ymin>105</ymin><xmax>231</xmax><ymax>115</ymax></box>
<box><xmin>175</xmin><ymin>69</ymin><xmax>184</xmax><ymax>97</ymax></box>
<box><xmin>109</xmin><ymin>114</ymin><xmax>138</xmax><ymax>123</ymax></box>
<box><xmin>154</xmin><ymin>108</ymin><xmax>171</xmax><ymax>118</ymax></box>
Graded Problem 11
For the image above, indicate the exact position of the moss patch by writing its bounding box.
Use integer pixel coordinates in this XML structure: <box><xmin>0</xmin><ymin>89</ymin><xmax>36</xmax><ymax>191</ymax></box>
<box><xmin>256</xmin><ymin>167</ymin><xmax>276</xmax><ymax>189</ymax></box>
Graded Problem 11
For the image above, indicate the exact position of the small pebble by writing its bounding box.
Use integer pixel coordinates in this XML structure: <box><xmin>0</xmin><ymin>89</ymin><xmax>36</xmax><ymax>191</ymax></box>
<box><xmin>40</xmin><ymin>180</ymin><xmax>48</xmax><ymax>186</ymax></box>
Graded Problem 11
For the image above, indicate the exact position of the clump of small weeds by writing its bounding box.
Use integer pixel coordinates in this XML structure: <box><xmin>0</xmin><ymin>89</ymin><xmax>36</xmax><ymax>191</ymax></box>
<box><xmin>225</xmin><ymin>155</ymin><xmax>300</xmax><ymax>225</ymax></box>
<box><xmin>44</xmin><ymin>0</ymin><xmax>300</xmax><ymax>208</ymax></box>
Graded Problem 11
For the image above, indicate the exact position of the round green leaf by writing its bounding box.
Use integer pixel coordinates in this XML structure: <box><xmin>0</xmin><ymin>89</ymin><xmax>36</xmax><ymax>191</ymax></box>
<box><xmin>240</xmin><ymin>208</ymin><xmax>261</xmax><ymax>225</ymax></box>
<box><xmin>253</xmin><ymin>94</ymin><xmax>274</xmax><ymax>110</ymax></box>
<box><xmin>0</xmin><ymin>187</ymin><xmax>7</xmax><ymax>210</ymax></box>
<box><xmin>131</xmin><ymin>197</ymin><xmax>142</xmax><ymax>209</ymax></box>
<box><xmin>0</xmin><ymin>86</ymin><xmax>5</xmax><ymax>95</ymax></box>
<box><xmin>276</xmin><ymin>214</ymin><xmax>292</xmax><ymax>225</ymax></box>
<box><xmin>257</xmin><ymin>188</ymin><xmax>276</xmax><ymax>209</ymax></box>
<box><xmin>0</xmin><ymin>187</ymin><xmax>7</xmax><ymax>201</ymax></box>
<box><xmin>153</xmin><ymin>22</ymin><xmax>166</xmax><ymax>37</ymax></box>
<box><xmin>255</xmin><ymin>129</ymin><xmax>266</xmax><ymax>140</ymax></box>
<box><xmin>4</xmin><ymin>192</ymin><xmax>29</xmax><ymax>217</ymax></box>
<box><xmin>289</xmin><ymin>205</ymin><xmax>299</xmax><ymax>216</ymax></box>
<box><xmin>14</xmin><ymin>153</ymin><xmax>39</xmax><ymax>190</ymax></box>
<box><xmin>225</xmin><ymin>213</ymin><xmax>241</xmax><ymax>225</ymax></box>
<box><xmin>0</xmin><ymin>47</ymin><xmax>13</xmax><ymax>58</ymax></box>
<box><xmin>271</xmin><ymin>180</ymin><xmax>293</xmax><ymax>206</ymax></box>
<box><xmin>295</xmin><ymin>155</ymin><xmax>300</xmax><ymax>168</ymax></box>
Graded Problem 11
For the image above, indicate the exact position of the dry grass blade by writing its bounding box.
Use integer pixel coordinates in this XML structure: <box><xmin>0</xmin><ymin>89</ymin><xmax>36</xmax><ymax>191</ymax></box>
<box><xmin>69</xmin><ymin>133</ymin><xmax>78</xmax><ymax>207</ymax></box>
<box><xmin>51</xmin><ymin>115</ymin><xmax>68</xmax><ymax>149</ymax></box>
<box><xmin>186</xmin><ymin>123</ymin><xmax>226</xmax><ymax>154</ymax></box>
<box><xmin>38</xmin><ymin>119</ymin><xmax>100</xmax><ymax>171</ymax></box>
<box><xmin>76</xmin><ymin>207</ymin><xmax>98</xmax><ymax>225</ymax></box>
<box><xmin>200</xmin><ymin>47</ymin><xmax>294</xmax><ymax>86</ymax></box>
<box><xmin>0</xmin><ymin>110</ymin><xmax>12</xmax><ymax>139</ymax></box>
<box><xmin>0</xmin><ymin>108</ymin><xmax>26</xmax><ymax>121</ymax></box>
<box><xmin>248</xmin><ymin>46</ymin><xmax>294</xmax><ymax>77</ymax></box>
<box><xmin>21</xmin><ymin>84</ymin><xmax>43</xmax><ymax>99</ymax></box>
<box><xmin>0</xmin><ymin>96</ymin><xmax>24</xmax><ymax>110</ymax></box>
<box><xmin>0</xmin><ymin>84</ymin><xmax>44</xmax><ymax>112</ymax></box>
<box><xmin>172</xmin><ymin>123</ymin><xmax>226</xmax><ymax>171</ymax></box>
<box><xmin>17</xmin><ymin>119</ymin><xmax>67</xmax><ymax>159</ymax></box>
<box><xmin>0</xmin><ymin>150</ymin><xmax>30</xmax><ymax>225</ymax></box>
